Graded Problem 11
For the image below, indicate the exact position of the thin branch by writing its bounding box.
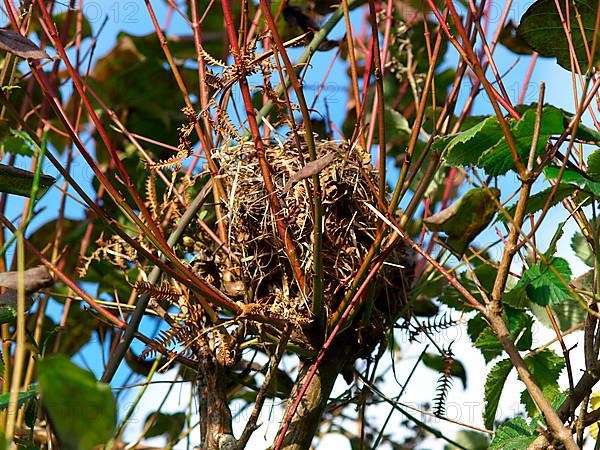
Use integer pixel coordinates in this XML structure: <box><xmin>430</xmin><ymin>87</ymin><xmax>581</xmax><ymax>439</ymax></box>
<box><xmin>237</xmin><ymin>326</ymin><xmax>291</xmax><ymax>448</ymax></box>
<box><xmin>220</xmin><ymin>0</ymin><xmax>306</xmax><ymax>293</ymax></box>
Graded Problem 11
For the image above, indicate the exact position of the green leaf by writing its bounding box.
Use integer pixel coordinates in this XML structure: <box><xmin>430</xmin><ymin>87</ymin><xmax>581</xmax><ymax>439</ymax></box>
<box><xmin>517</xmin><ymin>257</ymin><xmax>572</xmax><ymax>306</ymax></box>
<box><xmin>445</xmin><ymin>430</ymin><xmax>489</xmax><ymax>450</ymax></box>
<box><xmin>498</xmin><ymin>20</ymin><xmax>536</xmax><ymax>55</ymax></box>
<box><xmin>544</xmin><ymin>166</ymin><xmax>594</xmax><ymax>185</ymax></box>
<box><xmin>517</xmin><ymin>0</ymin><xmax>600</xmax><ymax>70</ymax></box>
<box><xmin>385</xmin><ymin>106</ymin><xmax>410</xmax><ymax>137</ymax></box>
<box><xmin>551</xmin><ymin>390</ymin><xmax>569</xmax><ymax>410</ymax></box>
<box><xmin>567</xmin><ymin>117</ymin><xmax>600</xmax><ymax>144</ymax></box>
<box><xmin>472</xmin><ymin>308</ymin><xmax>533</xmax><ymax>363</ymax></box>
<box><xmin>499</xmin><ymin>183</ymin><xmax>578</xmax><ymax>223</ymax></box>
<box><xmin>503</xmin><ymin>284</ymin><xmax>530</xmax><ymax>309</ymax></box>
<box><xmin>466</xmin><ymin>313</ymin><xmax>488</xmax><ymax>343</ymax></box>
<box><xmin>478</xmin><ymin>106</ymin><xmax>564</xmax><ymax>176</ymax></box>
<box><xmin>520</xmin><ymin>350</ymin><xmax>565</xmax><ymax>416</ymax></box>
<box><xmin>145</xmin><ymin>411</ymin><xmax>186</xmax><ymax>442</ymax></box>
<box><xmin>489</xmin><ymin>417</ymin><xmax>537</xmax><ymax>450</ymax></box>
<box><xmin>544</xmin><ymin>166</ymin><xmax>586</xmax><ymax>184</ymax></box>
<box><xmin>545</xmin><ymin>218</ymin><xmax>567</xmax><ymax>258</ymax></box>
<box><xmin>483</xmin><ymin>358</ymin><xmax>513</xmax><ymax>430</ymax></box>
<box><xmin>0</xmin><ymin>306</ymin><xmax>17</xmax><ymax>324</ymax></box>
<box><xmin>571</xmin><ymin>232</ymin><xmax>594</xmax><ymax>267</ymax></box>
<box><xmin>441</xmin><ymin>116</ymin><xmax>503</xmax><ymax>166</ymax></box>
<box><xmin>0</xmin><ymin>385</ymin><xmax>36</xmax><ymax>411</ymax></box>
<box><xmin>521</xmin><ymin>384</ymin><xmax>561</xmax><ymax>418</ymax></box>
<box><xmin>473</xmin><ymin>329</ymin><xmax>505</xmax><ymax>363</ymax></box>
<box><xmin>422</xmin><ymin>353</ymin><xmax>467</xmax><ymax>389</ymax></box>
<box><xmin>530</xmin><ymin>299</ymin><xmax>586</xmax><ymax>331</ymax></box>
<box><xmin>424</xmin><ymin>187</ymin><xmax>500</xmax><ymax>254</ymax></box>
<box><xmin>588</xmin><ymin>149</ymin><xmax>600</xmax><ymax>182</ymax></box>
<box><xmin>0</xmin><ymin>164</ymin><xmax>55</xmax><ymax>199</ymax></box>
<box><xmin>1</xmin><ymin>126</ymin><xmax>33</xmax><ymax>156</ymax></box>
<box><xmin>544</xmin><ymin>165</ymin><xmax>600</xmax><ymax>196</ymax></box>
<box><xmin>37</xmin><ymin>355</ymin><xmax>116</xmax><ymax>450</ymax></box>
<box><xmin>441</xmin><ymin>105</ymin><xmax>569</xmax><ymax>176</ymax></box>
<box><xmin>526</xmin><ymin>349</ymin><xmax>565</xmax><ymax>386</ymax></box>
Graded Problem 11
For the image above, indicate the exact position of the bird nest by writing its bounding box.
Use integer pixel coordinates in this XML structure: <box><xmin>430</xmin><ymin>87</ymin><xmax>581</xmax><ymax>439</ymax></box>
<box><xmin>212</xmin><ymin>135</ymin><xmax>386</xmax><ymax>326</ymax></box>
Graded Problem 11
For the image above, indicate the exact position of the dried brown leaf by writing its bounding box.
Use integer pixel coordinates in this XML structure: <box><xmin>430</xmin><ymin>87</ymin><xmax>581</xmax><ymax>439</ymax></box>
<box><xmin>283</xmin><ymin>152</ymin><xmax>338</xmax><ymax>193</ymax></box>
<box><xmin>0</xmin><ymin>265</ymin><xmax>53</xmax><ymax>309</ymax></box>
<box><xmin>0</xmin><ymin>29</ymin><xmax>49</xmax><ymax>59</ymax></box>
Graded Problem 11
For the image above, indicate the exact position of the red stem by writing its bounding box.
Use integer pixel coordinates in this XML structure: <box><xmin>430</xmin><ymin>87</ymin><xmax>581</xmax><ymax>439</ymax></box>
<box><xmin>219</xmin><ymin>0</ymin><xmax>306</xmax><ymax>291</ymax></box>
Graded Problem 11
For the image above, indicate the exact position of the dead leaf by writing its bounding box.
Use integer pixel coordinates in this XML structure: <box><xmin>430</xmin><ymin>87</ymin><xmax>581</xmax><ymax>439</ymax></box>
<box><xmin>0</xmin><ymin>265</ymin><xmax>53</xmax><ymax>309</ymax></box>
<box><xmin>0</xmin><ymin>29</ymin><xmax>49</xmax><ymax>59</ymax></box>
<box><xmin>283</xmin><ymin>152</ymin><xmax>337</xmax><ymax>193</ymax></box>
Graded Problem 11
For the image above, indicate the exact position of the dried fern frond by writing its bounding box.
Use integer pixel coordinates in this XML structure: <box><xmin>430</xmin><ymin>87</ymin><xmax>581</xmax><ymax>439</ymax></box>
<box><xmin>135</xmin><ymin>280</ymin><xmax>183</xmax><ymax>303</ymax></box>
<box><xmin>407</xmin><ymin>313</ymin><xmax>461</xmax><ymax>342</ymax></box>
<box><xmin>147</xmin><ymin>107</ymin><xmax>197</xmax><ymax>171</ymax></box>
<box><xmin>205</xmin><ymin>70</ymin><xmax>225</xmax><ymax>89</ymax></box>
<box><xmin>201</xmin><ymin>49</ymin><xmax>227</xmax><ymax>68</ymax></box>
<box><xmin>200</xmin><ymin>99</ymin><xmax>241</xmax><ymax>140</ymax></box>
<box><xmin>145</xmin><ymin>174</ymin><xmax>159</xmax><ymax>216</ymax></box>
<box><xmin>433</xmin><ymin>346</ymin><xmax>456</xmax><ymax>417</ymax></box>
<box><xmin>79</xmin><ymin>234</ymin><xmax>141</xmax><ymax>277</ymax></box>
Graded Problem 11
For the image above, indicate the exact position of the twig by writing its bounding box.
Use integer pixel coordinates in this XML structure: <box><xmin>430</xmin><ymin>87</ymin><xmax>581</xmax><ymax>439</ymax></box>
<box><xmin>101</xmin><ymin>179</ymin><xmax>215</xmax><ymax>382</ymax></box>
<box><xmin>237</xmin><ymin>326</ymin><xmax>291</xmax><ymax>448</ymax></box>
<box><xmin>366</xmin><ymin>0</ymin><xmax>387</xmax><ymax>202</ymax></box>
<box><xmin>220</xmin><ymin>0</ymin><xmax>306</xmax><ymax>293</ymax></box>
<box><xmin>483</xmin><ymin>85</ymin><xmax>578</xmax><ymax>449</ymax></box>
<box><xmin>258</xmin><ymin>0</ymin><xmax>324</xmax><ymax>314</ymax></box>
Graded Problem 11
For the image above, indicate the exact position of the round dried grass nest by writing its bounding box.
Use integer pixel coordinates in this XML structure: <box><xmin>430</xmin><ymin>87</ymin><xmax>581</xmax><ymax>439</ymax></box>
<box><xmin>213</xmin><ymin>136</ymin><xmax>387</xmax><ymax>326</ymax></box>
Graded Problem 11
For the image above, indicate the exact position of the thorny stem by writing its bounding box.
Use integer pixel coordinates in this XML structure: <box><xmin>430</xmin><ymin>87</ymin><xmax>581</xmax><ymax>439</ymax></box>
<box><xmin>5</xmin><ymin>0</ymin><xmax>600</xmax><ymax>448</ymax></box>
<box><xmin>329</xmin><ymin>9</ymin><xmax>446</xmax><ymax>330</ymax></box>
<box><xmin>439</xmin><ymin>0</ymin><xmax>525</xmax><ymax>176</ymax></box>
<box><xmin>368</xmin><ymin>207</ymin><xmax>484</xmax><ymax>312</ymax></box>
<box><xmin>341</xmin><ymin>0</ymin><xmax>362</xmax><ymax>147</ymax></box>
<box><xmin>0</xmin><ymin>214</ymin><xmax>126</xmax><ymax>328</ymax></box>
<box><xmin>0</xmin><ymin>86</ymin><xmax>239</xmax><ymax>319</ymax></box>
<box><xmin>519</xmin><ymin>77</ymin><xmax>600</xmax><ymax>252</ymax></box>
<box><xmin>275</xmin><ymin>203</ymin><xmax>486</xmax><ymax>449</ymax></box>
<box><xmin>394</xmin><ymin>9</ymin><xmax>447</xmax><ymax>213</ymax></box>
<box><xmin>545</xmin><ymin>305</ymin><xmax>576</xmax><ymax>399</ymax></box>
<box><xmin>27</xmin><ymin>60</ymin><xmax>241</xmax><ymax>319</ymax></box>
<box><xmin>31</xmin><ymin>5</ymin><xmax>238</xmax><ymax>322</ymax></box>
<box><xmin>274</xmin><ymin>255</ymin><xmax>387</xmax><ymax>450</ymax></box>
<box><xmin>253</xmin><ymin>0</ymin><xmax>362</xmax><ymax>132</ymax></box>
<box><xmin>5</xmin><ymin>233</ymin><xmax>25</xmax><ymax>445</ymax></box>
<box><xmin>488</xmin><ymin>315</ymin><xmax>578</xmax><ymax>450</ymax></box>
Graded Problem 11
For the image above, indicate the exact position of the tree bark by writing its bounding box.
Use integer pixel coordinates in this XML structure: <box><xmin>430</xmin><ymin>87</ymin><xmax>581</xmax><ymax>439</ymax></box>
<box><xmin>200</xmin><ymin>358</ymin><xmax>234</xmax><ymax>450</ymax></box>
<box><xmin>275</xmin><ymin>338</ymin><xmax>352</xmax><ymax>450</ymax></box>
